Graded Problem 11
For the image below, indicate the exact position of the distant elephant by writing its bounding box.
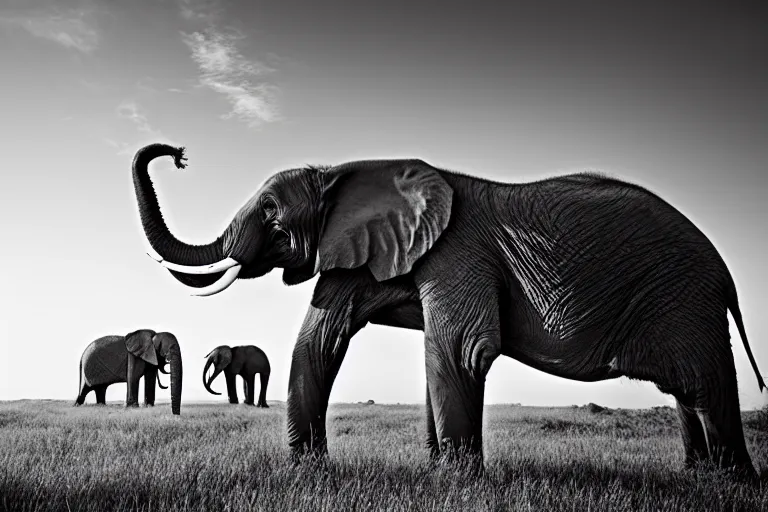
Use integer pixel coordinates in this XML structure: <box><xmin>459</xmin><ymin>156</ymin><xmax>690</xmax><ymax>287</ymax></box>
<box><xmin>131</xmin><ymin>143</ymin><xmax>764</xmax><ymax>476</ymax></box>
<box><xmin>203</xmin><ymin>345</ymin><xmax>271</xmax><ymax>407</ymax></box>
<box><xmin>74</xmin><ymin>329</ymin><xmax>183</xmax><ymax>415</ymax></box>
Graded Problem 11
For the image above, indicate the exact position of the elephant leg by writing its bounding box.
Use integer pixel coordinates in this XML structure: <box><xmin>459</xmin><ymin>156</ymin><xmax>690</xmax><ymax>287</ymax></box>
<box><xmin>225</xmin><ymin>373</ymin><xmax>239</xmax><ymax>404</ymax></box>
<box><xmin>75</xmin><ymin>384</ymin><xmax>92</xmax><ymax>406</ymax></box>
<box><xmin>421</xmin><ymin>285</ymin><xmax>501</xmax><ymax>464</ymax></box>
<box><xmin>425</xmin><ymin>383</ymin><xmax>439</xmax><ymax>460</ymax></box>
<box><xmin>144</xmin><ymin>366</ymin><xmax>157</xmax><ymax>406</ymax></box>
<box><xmin>672</xmin><ymin>391</ymin><xmax>709</xmax><ymax>467</ymax></box>
<box><xmin>94</xmin><ymin>385</ymin><xmax>108</xmax><ymax>405</ymax></box>
<box><xmin>287</xmin><ymin>302</ymin><xmax>362</xmax><ymax>460</ymax></box>
<box><xmin>244</xmin><ymin>374</ymin><xmax>256</xmax><ymax>405</ymax></box>
<box><xmin>257</xmin><ymin>371</ymin><xmax>270</xmax><ymax>408</ymax></box>
<box><xmin>125</xmin><ymin>355</ymin><xmax>142</xmax><ymax>408</ymax></box>
<box><xmin>693</xmin><ymin>361</ymin><xmax>756</xmax><ymax>477</ymax></box>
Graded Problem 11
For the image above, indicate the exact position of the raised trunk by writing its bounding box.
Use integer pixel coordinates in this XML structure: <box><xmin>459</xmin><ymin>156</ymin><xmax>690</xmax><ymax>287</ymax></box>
<box><xmin>168</xmin><ymin>344</ymin><xmax>182</xmax><ymax>415</ymax></box>
<box><xmin>203</xmin><ymin>358</ymin><xmax>222</xmax><ymax>395</ymax></box>
<box><xmin>132</xmin><ymin>143</ymin><xmax>225</xmax><ymax>267</ymax></box>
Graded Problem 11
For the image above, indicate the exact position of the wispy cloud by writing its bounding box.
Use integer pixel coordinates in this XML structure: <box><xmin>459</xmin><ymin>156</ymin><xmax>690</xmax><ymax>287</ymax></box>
<box><xmin>177</xmin><ymin>0</ymin><xmax>222</xmax><ymax>23</ymax></box>
<box><xmin>181</xmin><ymin>28</ymin><xmax>279</xmax><ymax>127</ymax></box>
<box><xmin>0</xmin><ymin>7</ymin><xmax>98</xmax><ymax>53</ymax></box>
<box><xmin>111</xmin><ymin>101</ymin><xmax>177</xmax><ymax>156</ymax></box>
<box><xmin>117</xmin><ymin>102</ymin><xmax>163</xmax><ymax>137</ymax></box>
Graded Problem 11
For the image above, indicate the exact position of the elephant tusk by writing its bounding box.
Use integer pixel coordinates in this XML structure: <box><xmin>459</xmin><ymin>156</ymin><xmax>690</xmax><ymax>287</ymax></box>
<box><xmin>146</xmin><ymin>253</ymin><xmax>241</xmax><ymax>275</ymax></box>
<box><xmin>146</xmin><ymin>246</ymin><xmax>164</xmax><ymax>263</ymax></box>
<box><xmin>190</xmin><ymin>265</ymin><xmax>242</xmax><ymax>297</ymax></box>
<box><xmin>160</xmin><ymin>257</ymin><xmax>241</xmax><ymax>275</ymax></box>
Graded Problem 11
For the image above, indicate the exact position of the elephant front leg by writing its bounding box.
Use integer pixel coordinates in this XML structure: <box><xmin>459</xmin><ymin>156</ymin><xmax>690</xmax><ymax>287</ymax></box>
<box><xmin>422</xmin><ymin>286</ymin><xmax>501</xmax><ymax>466</ymax></box>
<box><xmin>225</xmin><ymin>373</ymin><xmax>239</xmax><ymax>404</ymax></box>
<box><xmin>125</xmin><ymin>355</ymin><xmax>142</xmax><ymax>408</ymax></box>
<box><xmin>287</xmin><ymin>302</ymin><xmax>357</xmax><ymax>461</ymax></box>
<box><xmin>425</xmin><ymin>384</ymin><xmax>439</xmax><ymax>460</ymax></box>
<box><xmin>144</xmin><ymin>366</ymin><xmax>157</xmax><ymax>406</ymax></box>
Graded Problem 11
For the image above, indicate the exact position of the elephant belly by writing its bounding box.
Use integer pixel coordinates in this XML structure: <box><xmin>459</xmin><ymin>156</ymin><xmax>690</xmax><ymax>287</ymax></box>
<box><xmin>499</xmin><ymin>288</ymin><xmax>621</xmax><ymax>382</ymax></box>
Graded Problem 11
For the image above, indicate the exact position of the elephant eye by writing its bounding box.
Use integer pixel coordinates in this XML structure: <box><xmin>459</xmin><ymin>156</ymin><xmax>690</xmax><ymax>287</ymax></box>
<box><xmin>262</xmin><ymin>197</ymin><xmax>278</xmax><ymax>221</ymax></box>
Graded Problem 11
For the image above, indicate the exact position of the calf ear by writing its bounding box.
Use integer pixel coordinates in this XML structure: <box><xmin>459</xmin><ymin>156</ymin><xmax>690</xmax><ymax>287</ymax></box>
<box><xmin>316</xmin><ymin>160</ymin><xmax>453</xmax><ymax>282</ymax></box>
<box><xmin>125</xmin><ymin>330</ymin><xmax>158</xmax><ymax>366</ymax></box>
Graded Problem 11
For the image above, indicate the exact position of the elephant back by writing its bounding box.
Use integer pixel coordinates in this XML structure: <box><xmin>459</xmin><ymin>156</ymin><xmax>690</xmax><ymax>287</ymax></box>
<box><xmin>81</xmin><ymin>336</ymin><xmax>129</xmax><ymax>387</ymax></box>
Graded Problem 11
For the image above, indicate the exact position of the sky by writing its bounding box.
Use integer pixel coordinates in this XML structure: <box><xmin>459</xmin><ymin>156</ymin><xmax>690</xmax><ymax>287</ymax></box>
<box><xmin>1</xmin><ymin>0</ymin><xmax>767</xmax><ymax>410</ymax></box>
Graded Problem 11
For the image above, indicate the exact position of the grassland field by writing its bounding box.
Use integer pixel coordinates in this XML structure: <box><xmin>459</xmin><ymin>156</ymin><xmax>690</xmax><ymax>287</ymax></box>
<box><xmin>0</xmin><ymin>400</ymin><xmax>766</xmax><ymax>511</ymax></box>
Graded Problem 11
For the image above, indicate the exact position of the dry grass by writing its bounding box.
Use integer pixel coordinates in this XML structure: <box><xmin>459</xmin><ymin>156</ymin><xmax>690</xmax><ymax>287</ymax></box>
<box><xmin>0</xmin><ymin>401</ymin><xmax>766</xmax><ymax>511</ymax></box>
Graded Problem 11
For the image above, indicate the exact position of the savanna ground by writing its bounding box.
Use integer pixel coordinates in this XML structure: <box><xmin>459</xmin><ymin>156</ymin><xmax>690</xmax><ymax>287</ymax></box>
<box><xmin>0</xmin><ymin>401</ymin><xmax>766</xmax><ymax>511</ymax></box>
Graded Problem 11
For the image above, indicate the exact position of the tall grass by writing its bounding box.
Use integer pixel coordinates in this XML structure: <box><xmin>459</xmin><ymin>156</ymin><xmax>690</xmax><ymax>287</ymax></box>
<box><xmin>0</xmin><ymin>401</ymin><xmax>766</xmax><ymax>511</ymax></box>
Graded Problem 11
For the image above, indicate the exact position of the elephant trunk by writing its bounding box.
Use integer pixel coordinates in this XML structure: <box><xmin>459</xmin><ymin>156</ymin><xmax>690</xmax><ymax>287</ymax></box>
<box><xmin>131</xmin><ymin>143</ymin><xmax>266</xmax><ymax>294</ymax></box>
<box><xmin>132</xmin><ymin>143</ymin><xmax>226</xmax><ymax>267</ymax></box>
<box><xmin>168</xmin><ymin>343</ymin><xmax>182</xmax><ymax>415</ymax></box>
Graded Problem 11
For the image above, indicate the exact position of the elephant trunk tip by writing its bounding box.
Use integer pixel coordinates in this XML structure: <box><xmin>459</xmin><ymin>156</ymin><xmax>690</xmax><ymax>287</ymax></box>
<box><xmin>171</xmin><ymin>146</ymin><xmax>188</xmax><ymax>170</ymax></box>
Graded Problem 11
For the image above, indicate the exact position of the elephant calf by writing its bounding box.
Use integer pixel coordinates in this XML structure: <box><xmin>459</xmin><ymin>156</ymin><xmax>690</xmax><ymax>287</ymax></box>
<box><xmin>203</xmin><ymin>345</ymin><xmax>270</xmax><ymax>407</ymax></box>
<box><xmin>75</xmin><ymin>329</ymin><xmax>183</xmax><ymax>415</ymax></box>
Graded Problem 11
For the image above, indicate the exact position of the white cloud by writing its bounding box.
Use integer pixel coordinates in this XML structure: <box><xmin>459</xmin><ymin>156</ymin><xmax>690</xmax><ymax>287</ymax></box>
<box><xmin>181</xmin><ymin>28</ymin><xmax>279</xmax><ymax>126</ymax></box>
<box><xmin>177</xmin><ymin>0</ymin><xmax>222</xmax><ymax>23</ymax></box>
<box><xmin>117</xmin><ymin>102</ymin><xmax>163</xmax><ymax>137</ymax></box>
<box><xmin>113</xmin><ymin>101</ymin><xmax>178</xmax><ymax>156</ymax></box>
<box><xmin>0</xmin><ymin>8</ymin><xmax>98</xmax><ymax>53</ymax></box>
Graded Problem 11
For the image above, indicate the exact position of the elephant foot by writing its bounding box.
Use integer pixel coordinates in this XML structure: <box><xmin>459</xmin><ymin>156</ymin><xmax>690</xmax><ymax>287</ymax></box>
<box><xmin>229</xmin><ymin>400</ymin><xmax>239</xmax><ymax>405</ymax></box>
<box><xmin>426</xmin><ymin>443</ymin><xmax>440</xmax><ymax>462</ymax></box>
<box><xmin>144</xmin><ymin>403</ymin><xmax>155</xmax><ymax>407</ymax></box>
<box><xmin>244</xmin><ymin>401</ymin><xmax>255</xmax><ymax>406</ymax></box>
<box><xmin>257</xmin><ymin>402</ymin><xmax>269</xmax><ymax>408</ymax></box>
<box><xmin>289</xmin><ymin>442</ymin><xmax>329</xmax><ymax>467</ymax></box>
<box><xmin>289</xmin><ymin>433</ymin><xmax>329</xmax><ymax>466</ymax></box>
<box><xmin>125</xmin><ymin>402</ymin><xmax>139</xmax><ymax>408</ymax></box>
<box><xmin>432</xmin><ymin>438</ymin><xmax>485</xmax><ymax>476</ymax></box>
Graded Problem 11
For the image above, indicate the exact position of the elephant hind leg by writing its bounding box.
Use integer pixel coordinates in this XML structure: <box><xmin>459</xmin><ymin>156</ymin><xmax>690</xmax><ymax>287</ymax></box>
<box><xmin>669</xmin><ymin>390</ymin><xmax>709</xmax><ymax>467</ymax></box>
<box><xmin>74</xmin><ymin>384</ymin><xmax>92</xmax><ymax>406</ymax></box>
<box><xmin>257</xmin><ymin>371</ymin><xmax>269</xmax><ymax>408</ymax></box>
<box><xmin>693</xmin><ymin>369</ymin><xmax>756</xmax><ymax>477</ymax></box>
<box><xmin>243</xmin><ymin>375</ymin><xmax>255</xmax><ymax>406</ymax></box>
<box><xmin>94</xmin><ymin>385</ymin><xmax>108</xmax><ymax>405</ymax></box>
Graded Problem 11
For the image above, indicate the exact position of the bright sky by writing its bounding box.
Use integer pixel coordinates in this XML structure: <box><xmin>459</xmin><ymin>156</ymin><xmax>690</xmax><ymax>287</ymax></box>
<box><xmin>1</xmin><ymin>0</ymin><xmax>766</xmax><ymax>410</ymax></box>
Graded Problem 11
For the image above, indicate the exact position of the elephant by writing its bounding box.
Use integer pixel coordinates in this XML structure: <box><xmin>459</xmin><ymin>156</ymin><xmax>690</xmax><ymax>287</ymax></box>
<box><xmin>203</xmin><ymin>345</ymin><xmax>271</xmax><ymax>407</ymax></box>
<box><xmin>74</xmin><ymin>329</ymin><xmax>183</xmax><ymax>415</ymax></box>
<box><xmin>130</xmin><ymin>143</ymin><xmax>765</xmax><ymax>476</ymax></box>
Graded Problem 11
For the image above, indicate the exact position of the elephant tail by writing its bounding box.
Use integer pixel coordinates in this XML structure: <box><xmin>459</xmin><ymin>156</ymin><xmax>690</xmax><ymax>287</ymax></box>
<box><xmin>727</xmin><ymin>282</ymin><xmax>766</xmax><ymax>392</ymax></box>
<box><xmin>74</xmin><ymin>358</ymin><xmax>84</xmax><ymax>406</ymax></box>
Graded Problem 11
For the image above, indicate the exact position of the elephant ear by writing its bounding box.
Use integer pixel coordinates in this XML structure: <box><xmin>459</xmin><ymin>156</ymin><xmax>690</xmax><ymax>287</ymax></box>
<box><xmin>217</xmin><ymin>346</ymin><xmax>233</xmax><ymax>368</ymax></box>
<box><xmin>316</xmin><ymin>160</ymin><xmax>453</xmax><ymax>282</ymax></box>
<box><xmin>125</xmin><ymin>330</ymin><xmax>158</xmax><ymax>366</ymax></box>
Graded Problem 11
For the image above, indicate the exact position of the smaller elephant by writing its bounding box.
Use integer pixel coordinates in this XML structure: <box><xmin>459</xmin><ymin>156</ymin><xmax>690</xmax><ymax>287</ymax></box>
<box><xmin>203</xmin><ymin>345</ymin><xmax>270</xmax><ymax>407</ymax></box>
<box><xmin>74</xmin><ymin>330</ymin><xmax>183</xmax><ymax>415</ymax></box>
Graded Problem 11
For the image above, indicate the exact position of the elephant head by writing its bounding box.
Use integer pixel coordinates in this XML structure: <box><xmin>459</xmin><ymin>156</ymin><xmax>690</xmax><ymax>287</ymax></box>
<box><xmin>131</xmin><ymin>143</ymin><xmax>454</xmax><ymax>296</ymax></box>
<box><xmin>202</xmin><ymin>345</ymin><xmax>232</xmax><ymax>395</ymax></box>
<box><xmin>125</xmin><ymin>329</ymin><xmax>183</xmax><ymax>415</ymax></box>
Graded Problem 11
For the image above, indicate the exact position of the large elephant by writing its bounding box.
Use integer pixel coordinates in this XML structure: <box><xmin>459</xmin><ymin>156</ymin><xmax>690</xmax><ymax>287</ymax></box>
<box><xmin>131</xmin><ymin>143</ymin><xmax>764</xmax><ymax>476</ymax></box>
<box><xmin>203</xmin><ymin>345</ymin><xmax>271</xmax><ymax>407</ymax></box>
<box><xmin>74</xmin><ymin>329</ymin><xmax>183</xmax><ymax>415</ymax></box>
